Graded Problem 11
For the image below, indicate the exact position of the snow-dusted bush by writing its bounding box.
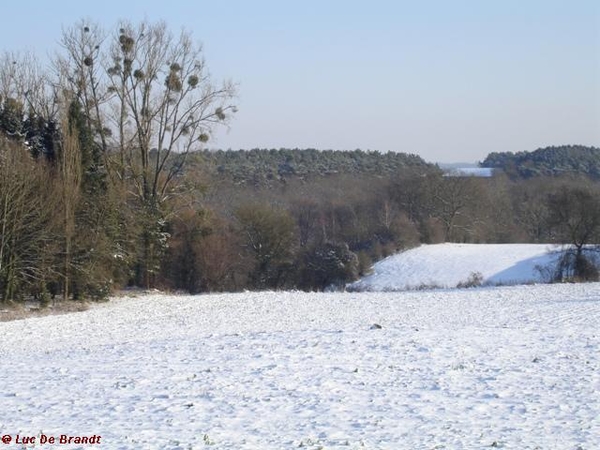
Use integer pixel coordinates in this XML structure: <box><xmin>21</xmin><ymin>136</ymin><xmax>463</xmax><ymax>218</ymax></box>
<box><xmin>456</xmin><ymin>271</ymin><xmax>484</xmax><ymax>289</ymax></box>
<box><xmin>300</xmin><ymin>241</ymin><xmax>359</xmax><ymax>291</ymax></box>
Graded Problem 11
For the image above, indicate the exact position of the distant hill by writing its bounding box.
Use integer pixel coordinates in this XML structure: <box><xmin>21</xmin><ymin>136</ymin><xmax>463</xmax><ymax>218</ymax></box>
<box><xmin>185</xmin><ymin>148</ymin><xmax>436</xmax><ymax>185</ymax></box>
<box><xmin>348</xmin><ymin>243</ymin><xmax>562</xmax><ymax>291</ymax></box>
<box><xmin>481</xmin><ymin>145</ymin><xmax>600</xmax><ymax>179</ymax></box>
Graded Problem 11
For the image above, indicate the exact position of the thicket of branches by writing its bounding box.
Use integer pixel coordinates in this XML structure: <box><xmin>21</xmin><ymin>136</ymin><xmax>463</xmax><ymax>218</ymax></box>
<box><xmin>158</xmin><ymin>157</ymin><xmax>600</xmax><ymax>292</ymax></box>
<box><xmin>0</xmin><ymin>19</ymin><xmax>235</xmax><ymax>302</ymax></box>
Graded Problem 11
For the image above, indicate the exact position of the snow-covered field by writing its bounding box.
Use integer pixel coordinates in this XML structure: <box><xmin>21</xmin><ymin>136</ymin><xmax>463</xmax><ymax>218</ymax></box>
<box><xmin>349</xmin><ymin>243</ymin><xmax>562</xmax><ymax>291</ymax></box>
<box><xmin>0</xmin><ymin>284</ymin><xmax>599</xmax><ymax>449</ymax></box>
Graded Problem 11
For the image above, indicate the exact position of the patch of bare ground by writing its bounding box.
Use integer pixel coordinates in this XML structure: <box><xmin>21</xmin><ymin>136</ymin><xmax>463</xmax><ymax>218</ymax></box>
<box><xmin>0</xmin><ymin>301</ymin><xmax>89</xmax><ymax>322</ymax></box>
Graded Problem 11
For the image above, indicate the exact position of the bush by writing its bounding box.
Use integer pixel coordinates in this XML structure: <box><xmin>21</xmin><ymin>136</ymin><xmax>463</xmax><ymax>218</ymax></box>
<box><xmin>299</xmin><ymin>241</ymin><xmax>359</xmax><ymax>290</ymax></box>
<box><xmin>357</xmin><ymin>251</ymin><xmax>373</xmax><ymax>277</ymax></box>
<box><xmin>573</xmin><ymin>253</ymin><xmax>599</xmax><ymax>281</ymax></box>
<box><xmin>552</xmin><ymin>249</ymin><xmax>600</xmax><ymax>282</ymax></box>
<box><xmin>456</xmin><ymin>271</ymin><xmax>484</xmax><ymax>288</ymax></box>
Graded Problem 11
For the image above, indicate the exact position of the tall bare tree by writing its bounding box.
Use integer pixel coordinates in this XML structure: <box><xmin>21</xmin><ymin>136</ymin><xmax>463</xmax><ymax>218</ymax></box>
<box><xmin>55</xmin><ymin>19</ymin><xmax>237</xmax><ymax>287</ymax></box>
<box><xmin>55</xmin><ymin>22</ymin><xmax>108</xmax><ymax>155</ymax></box>
<box><xmin>105</xmin><ymin>20</ymin><xmax>236</xmax><ymax>202</ymax></box>
<box><xmin>59</xmin><ymin>113</ymin><xmax>82</xmax><ymax>300</ymax></box>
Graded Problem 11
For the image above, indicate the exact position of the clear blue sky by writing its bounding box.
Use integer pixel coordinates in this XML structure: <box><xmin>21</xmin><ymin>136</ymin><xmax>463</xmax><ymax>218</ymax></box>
<box><xmin>2</xmin><ymin>0</ymin><xmax>598</xmax><ymax>162</ymax></box>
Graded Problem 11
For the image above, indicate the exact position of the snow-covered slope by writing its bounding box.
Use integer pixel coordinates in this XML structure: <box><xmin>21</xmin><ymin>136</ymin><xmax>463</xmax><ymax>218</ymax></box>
<box><xmin>349</xmin><ymin>243</ymin><xmax>562</xmax><ymax>291</ymax></box>
<box><xmin>0</xmin><ymin>285</ymin><xmax>598</xmax><ymax>449</ymax></box>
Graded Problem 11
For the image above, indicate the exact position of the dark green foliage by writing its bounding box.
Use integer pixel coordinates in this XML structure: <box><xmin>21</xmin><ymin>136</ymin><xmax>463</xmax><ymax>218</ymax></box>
<box><xmin>64</xmin><ymin>99</ymin><xmax>126</xmax><ymax>301</ymax></box>
<box><xmin>299</xmin><ymin>242</ymin><xmax>359</xmax><ymax>290</ymax></box>
<box><xmin>132</xmin><ymin>200</ymin><xmax>170</xmax><ymax>289</ymax></box>
<box><xmin>161</xmin><ymin>211</ymin><xmax>206</xmax><ymax>294</ymax></box>
<box><xmin>187</xmin><ymin>148</ymin><xmax>432</xmax><ymax>186</ymax></box>
<box><xmin>0</xmin><ymin>97</ymin><xmax>23</xmax><ymax>137</ymax></box>
<box><xmin>23</xmin><ymin>115</ymin><xmax>58</xmax><ymax>161</ymax></box>
<box><xmin>0</xmin><ymin>98</ymin><xmax>59</xmax><ymax>162</ymax></box>
<box><xmin>481</xmin><ymin>145</ymin><xmax>600</xmax><ymax>179</ymax></box>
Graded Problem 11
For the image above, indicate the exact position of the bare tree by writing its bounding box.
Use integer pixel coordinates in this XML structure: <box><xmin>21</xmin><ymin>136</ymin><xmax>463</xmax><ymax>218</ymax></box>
<box><xmin>0</xmin><ymin>51</ymin><xmax>60</xmax><ymax>130</ymax></box>
<box><xmin>55</xmin><ymin>21</ymin><xmax>108</xmax><ymax>154</ymax></box>
<box><xmin>105</xmin><ymin>20</ymin><xmax>236</xmax><ymax>203</ymax></box>
<box><xmin>55</xmin><ymin>19</ymin><xmax>237</xmax><ymax>287</ymax></box>
<box><xmin>428</xmin><ymin>175</ymin><xmax>481</xmax><ymax>242</ymax></box>
<box><xmin>59</xmin><ymin>113</ymin><xmax>82</xmax><ymax>300</ymax></box>
<box><xmin>547</xmin><ymin>183</ymin><xmax>600</xmax><ymax>280</ymax></box>
<box><xmin>290</xmin><ymin>198</ymin><xmax>321</xmax><ymax>247</ymax></box>
<box><xmin>0</xmin><ymin>140</ymin><xmax>57</xmax><ymax>301</ymax></box>
<box><xmin>512</xmin><ymin>178</ymin><xmax>552</xmax><ymax>242</ymax></box>
<box><xmin>236</xmin><ymin>203</ymin><xmax>296</xmax><ymax>289</ymax></box>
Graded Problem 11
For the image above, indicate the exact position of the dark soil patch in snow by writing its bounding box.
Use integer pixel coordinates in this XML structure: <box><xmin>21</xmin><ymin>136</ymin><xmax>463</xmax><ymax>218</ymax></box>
<box><xmin>0</xmin><ymin>301</ymin><xmax>89</xmax><ymax>322</ymax></box>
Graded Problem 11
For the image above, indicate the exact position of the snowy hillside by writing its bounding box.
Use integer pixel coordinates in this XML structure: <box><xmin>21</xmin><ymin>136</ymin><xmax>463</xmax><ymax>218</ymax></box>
<box><xmin>349</xmin><ymin>243</ymin><xmax>562</xmax><ymax>291</ymax></box>
<box><xmin>0</xmin><ymin>285</ymin><xmax>598</xmax><ymax>449</ymax></box>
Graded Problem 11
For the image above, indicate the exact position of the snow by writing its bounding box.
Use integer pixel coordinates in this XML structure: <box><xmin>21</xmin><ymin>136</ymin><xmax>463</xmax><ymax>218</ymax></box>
<box><xmin>0</xmin><ymin>283</ymin><xmax>598</xmax><ymax>449</ymax></box>
<box><xmin>349</xmin><ymin>243</ymin><xmax>563</xmax><ymax>292</ymax></box>
<box><xmin>443</xmin><ymin>167</ymin><xmax>494</xmax><ymax>177</ymax></box>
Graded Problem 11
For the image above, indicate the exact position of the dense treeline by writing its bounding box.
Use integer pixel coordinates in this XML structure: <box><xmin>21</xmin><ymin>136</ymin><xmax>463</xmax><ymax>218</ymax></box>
<box><xmin>158</xmin><ymin>151</ymin><xmax>600</xmax><ymax>292</ymax></box>
<box><xmin>0</xmin><ymin>19</ymin><xmax>235</xmax><ymax>303</ymax></box>
<box><xmin>185</xmin><ymin>148</ymin><xmax>431</xmax><ymax>186</ymax></box>
<box><xmin>481</xmin><ymin>145</ymin><xmax>600</xmax><ymax>179</ymax></box>
<box><xmin>1</xmin><ymin>20</ymin><xmax>600</xmax><ymax>304</ymax></box>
